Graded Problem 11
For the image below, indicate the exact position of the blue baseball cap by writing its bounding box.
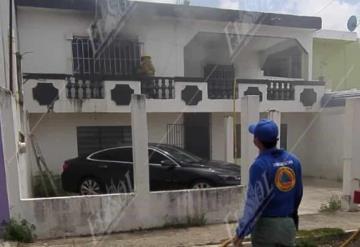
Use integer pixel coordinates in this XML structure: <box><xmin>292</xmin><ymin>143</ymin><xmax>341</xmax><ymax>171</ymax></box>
<box><xmin>248</xmin><ymin>119</ymin><xmax>279</xmax><ymax>142</ymax></box>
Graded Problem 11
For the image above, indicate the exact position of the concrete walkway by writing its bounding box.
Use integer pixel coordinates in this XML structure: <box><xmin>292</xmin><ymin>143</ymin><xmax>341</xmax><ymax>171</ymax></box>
<box><xmin>299</xmin><ymin>177</ymin><xmax>342</xmax><ymax>215</ymax></box>
<box><xmin>22</xmin><ymin>212</ymin><xmax>360</xmax><ymax>247</ymax></box>
<box><xmin>3</xmin><ymin>178</ymin><xmax>353</xmax><ymax>247</ymax></box>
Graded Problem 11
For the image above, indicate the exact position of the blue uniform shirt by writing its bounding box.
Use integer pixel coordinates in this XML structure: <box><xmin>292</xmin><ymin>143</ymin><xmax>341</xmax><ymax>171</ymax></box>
<box><xmin>236</xmin><ymin>148</ymin><xmax>303</xmax><ymax>238</ymax></box>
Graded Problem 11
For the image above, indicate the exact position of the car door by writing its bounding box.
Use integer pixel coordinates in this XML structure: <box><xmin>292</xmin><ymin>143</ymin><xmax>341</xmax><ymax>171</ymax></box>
<box><xmin>89</xmin><ymin>147</ymin><xmax>134</xmax><ymax>193</ymax></box>
<box><xmin>148</xmin><ymin>148</ymin><xmax>177</xmax><ymax>191</ymax></box>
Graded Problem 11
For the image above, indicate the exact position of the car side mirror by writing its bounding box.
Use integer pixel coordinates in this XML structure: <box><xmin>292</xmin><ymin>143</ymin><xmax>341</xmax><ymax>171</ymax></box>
<box><xmin>161</xmin><ymin>160</ymin><xmax>176</xmax><ymax>169</ymax></box>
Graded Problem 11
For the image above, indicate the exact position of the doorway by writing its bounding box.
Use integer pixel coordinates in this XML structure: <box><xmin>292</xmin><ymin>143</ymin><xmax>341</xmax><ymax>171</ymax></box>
<box><xmin>184</xmin><ymin>113</ymin><xmax>211</xmax><ymax>159</ymax></box>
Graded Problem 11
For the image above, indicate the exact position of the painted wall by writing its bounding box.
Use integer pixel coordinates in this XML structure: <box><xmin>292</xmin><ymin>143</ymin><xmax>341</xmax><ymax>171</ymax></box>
<box><xmin>29</xmin><ymin>113</ymin><xmax>183</xmax><ymax>175</ymax></box>
<box><xmin>28</xmin><ymin>109</ymin><xmax>342</xmax><ymax>180</ymax></box>
<box><xmin>313</xmin><ymin>38</ymin><xmax>360</xmax><ymax>90</ymax></box>
<box><xmin>20</xmin><ymin>186</ymin><xmax>243</xmax><ymax>239</ymax></box>
<box><xmin>17</xmin><ymin>6</ymin><xmax>315</xmax><ymax>79</ymax></box>
<box><xmin>24</xmin><ymin>79</ymin><xmax>326</xmax><ymax>114</ymax></box>
<box><xmin>211</xmin><ymin>112</ymin><xmax>317</xmax><ymax>178</ymax></box>
<box><xmin>17</xmin><ymin>7</ymin><xmax>92</xmax><ymax>74</ymax></box>
<box><xmin>0</xmin><ymin>0</ymin><xmax>11</xmax><ymax>89</ymax></box>
<box><xmin>211</xmin><ymin>112</ymin><xmax>241</xmax><ymax>162</ymax></box>
<box><xmin>306</xmin><ymin>108</ymin><xmax>345</xmax><ymax>180</ymax></box>
<box><xmin>184</xmin><ymin>41</ymin><xmax>263</xmax><ymax>79</ymax></box>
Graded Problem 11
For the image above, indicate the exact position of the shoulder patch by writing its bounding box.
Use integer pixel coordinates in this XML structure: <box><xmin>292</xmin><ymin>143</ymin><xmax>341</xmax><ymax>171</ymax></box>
<box><xmin>274</xmin><ymin>166</ymin><xmax>296</xmax><ymax>192</ymax></box>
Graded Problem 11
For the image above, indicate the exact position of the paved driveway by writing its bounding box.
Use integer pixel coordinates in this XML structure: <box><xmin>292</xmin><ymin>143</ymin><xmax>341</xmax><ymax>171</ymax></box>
<box><xmin>300</xmin><ymin>177</ymin><xmax>342</xmax><ymax>215</ymax></box>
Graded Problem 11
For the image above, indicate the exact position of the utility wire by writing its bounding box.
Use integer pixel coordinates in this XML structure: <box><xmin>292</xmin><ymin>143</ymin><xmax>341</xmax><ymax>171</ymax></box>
<box><xmin>313</xmin><ymin>0</ymin><xmax>336</xmax><ymax>15</ymax></box>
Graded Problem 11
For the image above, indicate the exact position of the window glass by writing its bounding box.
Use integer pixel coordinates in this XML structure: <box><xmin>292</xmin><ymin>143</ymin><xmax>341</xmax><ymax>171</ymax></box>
<box><xmin>149</xmin><ymin>150</ymin><xmax>170</xmax><ymax>164</ymax></box>
<box><xmin>158</xmin><ymin>145</ymin><xmax>202</xmax><ymax>164</ymax></box>
<box><xmin>77</xmin><ymin>126</ymin><xmax>131</xmax><ymax>156</ymax></box>
<box><xmin>91</xmin><ymin>148</ymin><xmax>133</xmax><ymax>162</ymax></box>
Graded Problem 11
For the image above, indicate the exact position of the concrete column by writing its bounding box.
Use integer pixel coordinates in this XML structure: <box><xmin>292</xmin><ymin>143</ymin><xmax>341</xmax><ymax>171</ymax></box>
<box><xmin>131</xmin><ymin>94</ymin><xmax>150</xmax><ymax>196</ymax></box>
<box><xmin>224</xmin><ymin>116</ymin><xmax>234</xmax><ymax>163</ymax></box>
<box><xmin>268</xmin><ymin>109</ymin><xmax>281</xmax><ymax>148</ymax></box>
<box><xmin>342</xmin><ymin>97</ymin><xmax>360</xmax><ymax>211</ymax></box>
<box><xmin>241</xmin><ymin>96</ymin><xmax>260</xmax><ymax>186</ymax></box>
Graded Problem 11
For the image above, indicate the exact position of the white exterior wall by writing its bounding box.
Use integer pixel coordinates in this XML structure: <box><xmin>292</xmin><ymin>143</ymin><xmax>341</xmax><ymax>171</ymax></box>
<box><xmin>29</xmin><ymin>113</ymin><xmax>183</xmax><ymax>175</ymax></box>
<box><xmin>19</xmin><ymin>186</ymin><xmax>243</xmax><ymax>239</ymax></box>
<box><xmin>282</xmin><ymin>113</ymin><xmax>313</xmax><ymax>176</ymax></box>
<box><xmin>212</xmin><ymin>112</ymin><xmax>317</xmax><ymax>177</ymax></box>
<box><xmin>184</xmin><ymin>43</ymin><xmax>263</xmax><ymax>79</ymax></box>
<box><xmin>29</xmin><ymin>110</ymin><xmax>344</xmax><ymax>179</ymax></box>
<box><xmin>282</xmin><ymin>110</ymin><xmax>345</xmax><ymax>180</ymax></box>
<box><xmin>17</xmin><ymin>7</ymin><xmax>92</xmax><ymax>74</ymax></box>
<box><xmin>17</xmin><ymin>7</ymin><xmax>315</xmax><ymax>79</ymax></box>
<box><xmin>306</xmin><ymin>108</ymin><xmax>345</xmax><ymax>180</ymax></box>
<box><xmin>0</xmin><ymin>5</ymin><xmax>9</xmax><ymax>89</ymax></box>
<box><xmin>211</xmin><ymin>112</ymin><xmax>241</xmax><ymax>161</ymax></box>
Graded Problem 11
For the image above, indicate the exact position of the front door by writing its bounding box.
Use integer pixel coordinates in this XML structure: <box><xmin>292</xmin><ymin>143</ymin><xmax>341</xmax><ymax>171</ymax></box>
<box><xmin>0</xmin><ymin>121</ymin><xmax>10</xmax><ymax>224</ymax></box>
<box><xmin>184</xmin><ymin>113</ymin><xmax>210</xmax><ymax>160</ymax></box>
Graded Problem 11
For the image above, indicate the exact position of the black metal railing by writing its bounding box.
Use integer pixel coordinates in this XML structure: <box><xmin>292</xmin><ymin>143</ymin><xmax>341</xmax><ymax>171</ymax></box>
<box><xmin>66</xmin><ymin>77</ymin><xmax>104</xmax><ymax>99</ymax></box>
<box><xmin>267</xmin><ymin>81</ymin><xmax>295</xmax><ymax>100</ymax></box>
<box><xmin>208</xmin><ymin>82</ymin><xmax>238</xmax><ymax>99</ymax></box>
<box><xmin>141</xmin><ymin>77</ymin><xmax>175</xmax><ymax>99</ymax></box>
<box><xmin>205</xmin><ymin>64</ymin><xmax>237</xmax><ymax>99</ymax></box>
<box><xmin>72</xmin><ymin>37</ymin><xmax>143</xmax><ymax>77</ymax></box>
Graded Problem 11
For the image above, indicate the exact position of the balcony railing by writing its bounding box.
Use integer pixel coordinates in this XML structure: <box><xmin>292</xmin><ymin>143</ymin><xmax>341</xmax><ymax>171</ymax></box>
<box><xmin>66</xmin><ymin>77</ymin><xmax>104</xmax><ymax>99</ymax></box>
<box><xmin>24</xmin><ymin>73</ymin><xmax>326</xmax><ymax>114</ymax></box>
<box><xmin>141</xmin><ymin>77</ymin><xmax>175</xmax><ymax>99</ymax></box>
<box><xmin>267</xmin><ymin>81</ymin><xmax>295</xmax><ymax>100</ymax></box>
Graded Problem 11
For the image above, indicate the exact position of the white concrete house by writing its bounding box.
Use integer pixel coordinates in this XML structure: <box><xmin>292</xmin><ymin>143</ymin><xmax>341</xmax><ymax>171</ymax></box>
<box><xmin>17</xmin><ymin>0</ymin><xmax>329</xmax><ymax>179</ymax></box>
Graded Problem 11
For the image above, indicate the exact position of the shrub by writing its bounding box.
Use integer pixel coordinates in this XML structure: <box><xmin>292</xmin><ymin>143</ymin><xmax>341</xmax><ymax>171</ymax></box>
<box><xmin>2</xmin><ymin>218</ymin><xmax>36</xmax><ymax>243</ymax></box>
<box><xmin>320</xmin><ymin>195</ymin><xmax>341</xmax><ymax>213</ymax></box>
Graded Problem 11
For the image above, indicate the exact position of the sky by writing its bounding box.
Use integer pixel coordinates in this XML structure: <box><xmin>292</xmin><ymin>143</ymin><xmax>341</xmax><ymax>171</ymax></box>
<box><xmin>136</xmin><ymin>0</ymin><xmax>360</xmax><ymax>31</ymax></box>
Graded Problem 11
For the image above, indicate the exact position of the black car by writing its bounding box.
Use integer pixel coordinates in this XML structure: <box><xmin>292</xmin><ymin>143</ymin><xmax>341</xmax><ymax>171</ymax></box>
<box><xmin>61</xmin><ymin>144</ymin><xmax>240</xmax><ymax>195</ymax></box>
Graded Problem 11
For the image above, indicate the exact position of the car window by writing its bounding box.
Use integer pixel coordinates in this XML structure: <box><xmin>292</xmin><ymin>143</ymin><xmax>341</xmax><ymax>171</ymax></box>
<box><xmin>158</xmin><ymin>145</ymin><xmax>203</xmax><ymax>164</ymax></box>
<box><xmin>91</xmin><ymin>148</ymin><xmax>133</xmax><ymax>162</ymax></box>
<box><xmin>148</xmin><ymin>150</ymin><xmax>171</xmax><ymax>164</ymax></box>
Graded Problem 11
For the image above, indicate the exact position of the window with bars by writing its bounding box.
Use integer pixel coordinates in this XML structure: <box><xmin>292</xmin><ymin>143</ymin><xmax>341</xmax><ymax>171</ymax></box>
<box><xmin>77</xmin><ymin>126</ymin><xmax>132</xmax><ymax>156</ymax></box>
<box><xmin>204</xmin><ymin>64</ymin><xmax>237</xmax><ymax>99</ymax></box>
<box><xmin>72</xmin><ymin>37</ymin><xmax>142</xmax><ymax>77</ymax></box>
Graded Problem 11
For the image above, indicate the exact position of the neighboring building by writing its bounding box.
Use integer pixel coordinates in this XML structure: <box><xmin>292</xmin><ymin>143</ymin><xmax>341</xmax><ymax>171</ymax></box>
<box><xmin>16</xmin><ymin>0</ymin><xmax>331</xmax><ymax>179</ymax></box>
<box><xmin>313</xmin><ymin>29</ymin><xmax>360</xmax><ymax>90</ymax></box>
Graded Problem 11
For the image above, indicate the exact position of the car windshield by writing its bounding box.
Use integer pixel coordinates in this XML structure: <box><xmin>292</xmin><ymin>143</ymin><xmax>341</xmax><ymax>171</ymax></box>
<box><xmin>157</xmin><ymin>145</ymin><xmax>203</xmax><ymax>164</ymax></box>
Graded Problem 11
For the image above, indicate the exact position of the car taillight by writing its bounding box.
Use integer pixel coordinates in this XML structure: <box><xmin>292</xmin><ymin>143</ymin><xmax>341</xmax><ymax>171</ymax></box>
<box><xmin>63</xmin><ymin>162</ymin><xmax>70</xmax><ymax>172</ymax></box>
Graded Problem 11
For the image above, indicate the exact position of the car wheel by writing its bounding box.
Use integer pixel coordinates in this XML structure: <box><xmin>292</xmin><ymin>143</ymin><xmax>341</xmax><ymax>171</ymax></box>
<box><xmin>79</xmin><ymin>177</ymin><xmax>104</xmax><ymax>195</ymax></box>
<box><xmin>191</xmin><ymin>180</ymin><xmax>212</xmax><ymax>189</ymax></box>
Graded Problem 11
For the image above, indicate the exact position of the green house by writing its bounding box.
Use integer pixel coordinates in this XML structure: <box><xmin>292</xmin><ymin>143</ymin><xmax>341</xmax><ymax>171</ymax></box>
<box><xmin>313</xmin><ymin>30</ymin><xmax>360</xmax><ymax>90</ymax></box>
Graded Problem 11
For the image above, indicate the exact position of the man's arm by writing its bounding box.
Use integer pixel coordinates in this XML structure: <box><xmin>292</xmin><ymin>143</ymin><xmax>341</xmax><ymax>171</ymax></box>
<box><xmin>235</xmin><ymin>161</ymin><xmax>269</xmax><ymax>239</ymax></box>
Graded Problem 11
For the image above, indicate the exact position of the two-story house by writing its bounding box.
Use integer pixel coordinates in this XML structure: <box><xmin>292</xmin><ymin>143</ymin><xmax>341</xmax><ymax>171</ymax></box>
<box><xmin>17</xmin><ymin>0</ymin><xmax>327</xmax><ymax>179</ymax></box>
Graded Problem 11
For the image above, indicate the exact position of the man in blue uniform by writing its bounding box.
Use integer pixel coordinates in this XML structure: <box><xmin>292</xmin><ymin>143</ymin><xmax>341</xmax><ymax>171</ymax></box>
<box><xmin>233</xmin><ymin>119</ymin><xmax>303</xmax><ymax>247</ymax></box>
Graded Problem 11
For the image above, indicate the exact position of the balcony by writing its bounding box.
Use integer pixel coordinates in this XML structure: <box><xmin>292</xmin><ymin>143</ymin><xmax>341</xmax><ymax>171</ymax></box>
<box><xmin>23</xmin><ymin>73</ymin><xmax>325</xmax><ymax>113</ymax></box>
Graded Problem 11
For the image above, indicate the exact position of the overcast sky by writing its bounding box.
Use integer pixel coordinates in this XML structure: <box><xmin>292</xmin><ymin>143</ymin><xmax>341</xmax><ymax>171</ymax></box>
<box><xmin>136</xmin><ymin>0</ymin><xmax>360</xmax><ymax>31</ymax></box>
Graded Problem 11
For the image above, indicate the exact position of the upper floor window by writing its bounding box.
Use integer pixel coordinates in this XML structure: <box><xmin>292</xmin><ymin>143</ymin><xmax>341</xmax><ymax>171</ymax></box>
<box><xmin>263</xmin><ymin>46</ymin><xmax>302</xmax><ymax>79</ymax></box>
<box><xmin>71</xmin><ymin>37</ymin><xmax>143</xmax><ymax>77</ymax></box>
